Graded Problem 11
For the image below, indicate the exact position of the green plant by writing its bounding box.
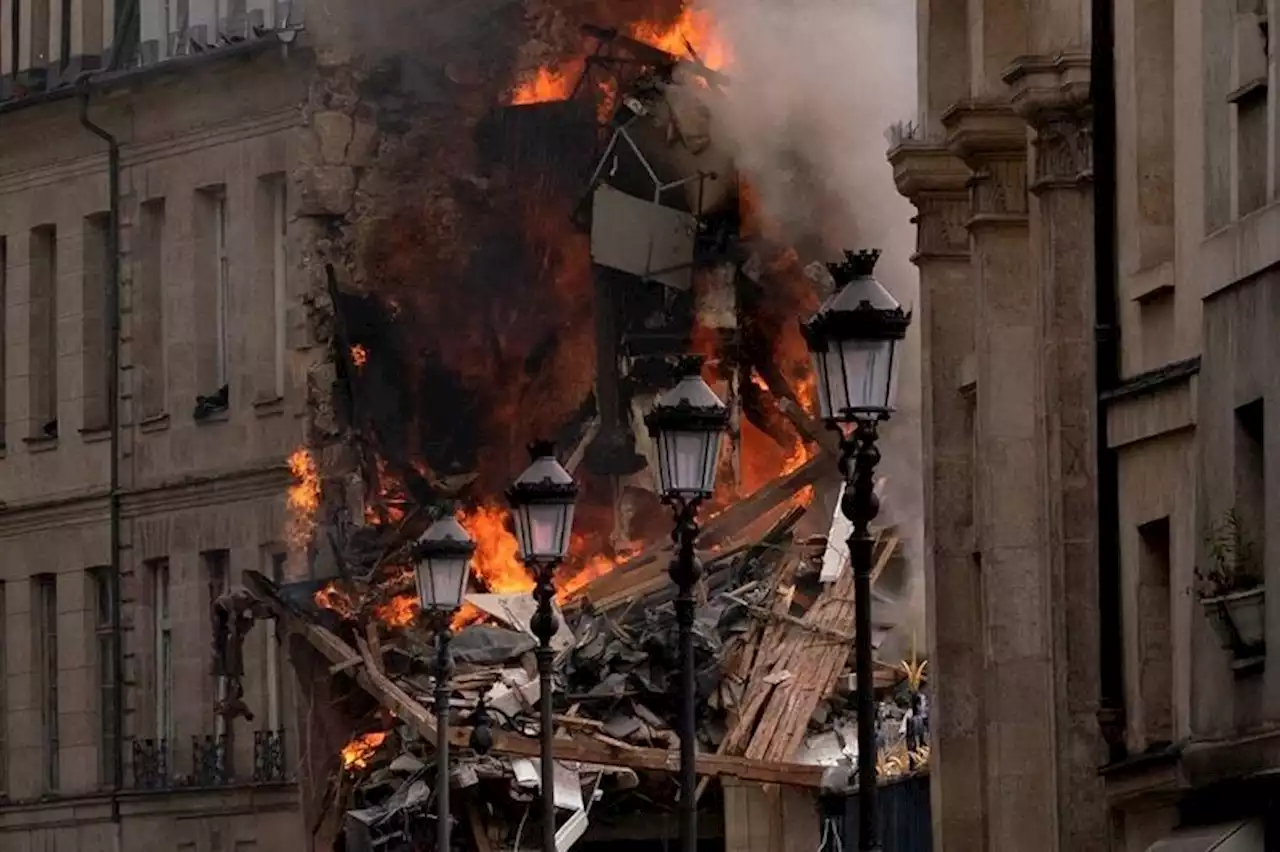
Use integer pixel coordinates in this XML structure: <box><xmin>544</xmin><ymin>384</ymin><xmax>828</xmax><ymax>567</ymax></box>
<box><xmin>1197</xmin><ymin>508</ymin><xmax>1262</xmax><ymax>597</ymax></box>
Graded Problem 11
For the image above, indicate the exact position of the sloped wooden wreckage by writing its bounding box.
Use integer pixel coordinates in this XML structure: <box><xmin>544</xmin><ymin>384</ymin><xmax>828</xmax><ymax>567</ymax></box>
<box><xmin>225</xmin><ymin>25</ymin><xmax>932</xmax><ymax>852</ymax></box>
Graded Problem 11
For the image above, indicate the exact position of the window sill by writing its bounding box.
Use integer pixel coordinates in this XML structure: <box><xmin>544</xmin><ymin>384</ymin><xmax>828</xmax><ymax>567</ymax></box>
<box><xmin>139</xmin><ymin>413</ymin><xmax>171</xmax><ymax>434</ymax></box>
<box><xmin>23</xmin><ymin>435</ymin><xmax>59</xmax><ymax>453</ymax></box>
<box><xmin>1227</xmin><ymin>76</ymin><xmax>1268</xmax><ymax>105</ymax></box>
<box><xmin>194</xmin><ymin>409</ymin><xmax>230</xmax><ymax>425</ymax></box>
<box><xmin>1200</xmin><ymin>198</ymin><xmax>1280</xmax><ymax>298</ymax></box>
<box><xmin>81</xmin><ymin>426</ymin><xmax>111</xmax><ymax>444</ymax></box>
<box><xmin>253</xmin><ymin>396</ymin><xmax>285</xmax><ymax>419</ymax></box>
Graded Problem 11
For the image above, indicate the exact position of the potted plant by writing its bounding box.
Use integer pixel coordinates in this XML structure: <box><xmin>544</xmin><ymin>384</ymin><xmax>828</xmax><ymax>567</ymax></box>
<box><xmin>1197</xmin><ymin>508</ymin><xmax>1265</xmax><ymax>664</ymax></box>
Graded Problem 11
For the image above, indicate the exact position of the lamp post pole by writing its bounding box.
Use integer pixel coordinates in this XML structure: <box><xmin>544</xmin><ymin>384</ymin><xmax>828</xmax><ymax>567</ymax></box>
<box><xmin>644</xmin><ymin>354</ymin><xmax>728</xmax><ymax>852</ymax></box>
<box><xmin>799</xmin><ymin>248</ymin><xmax>909</xmax><ymax>852</ymax></box>
<box><xmin>669</xmin><ymin>498</ymin><xmax>701</xmax><ymax>852</ymax></box>
<box><xmin>506</xmin><ymin>440</ymin><xmax>578</xmax><ymax>852</ymax></box>
<box><xmin>434</xmin><ymin>616</ymin><xmax>453</xmax><ymax>852</ymax></box>
<box><xmin>840</xmin><ymin>419</ymin><xmax>881</xmax><ymax>851</ymax></box>
<box><xmin>531</xmin><ymin>561</ymin><xmax>559</xmax><ymax>852</ymax></box>
<box><xmin>412</xmin><ymin>509</ymin><xmax>475</xmax><ymax>852</ymax></box>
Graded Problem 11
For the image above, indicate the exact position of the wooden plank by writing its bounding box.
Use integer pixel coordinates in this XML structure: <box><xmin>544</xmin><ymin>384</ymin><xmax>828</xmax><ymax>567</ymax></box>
<box><xmin>243</xmin><ymin>571</ymin><xmax>827</xmax><ymax>789</ymax></box>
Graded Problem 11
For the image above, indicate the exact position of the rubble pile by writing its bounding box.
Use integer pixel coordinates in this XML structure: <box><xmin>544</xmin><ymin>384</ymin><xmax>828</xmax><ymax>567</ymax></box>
<box><xmin>243</xmin><ymin>465</ymin><xmax>929</xmax><ymax>852</ymax></box>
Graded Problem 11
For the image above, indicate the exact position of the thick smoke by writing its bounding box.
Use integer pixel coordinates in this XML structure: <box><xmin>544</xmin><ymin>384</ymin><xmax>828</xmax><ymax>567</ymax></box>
<box><xmin>694</xmin><ymin>0</ymin><xmax>926</xmax><ymax>659</ymax></box>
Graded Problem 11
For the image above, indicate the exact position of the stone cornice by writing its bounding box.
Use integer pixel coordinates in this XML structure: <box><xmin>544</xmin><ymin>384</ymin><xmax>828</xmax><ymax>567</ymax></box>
<box><xmin>941</xmin><ymin>100</ymin><xmax>1027</xmax><ymax>165</ymax></box>
<box><xmin>1002</xmin><ymin>52</ymin><xmax>1092</xmax><ymax>125</ymax></box>
<box><xmin>888</xmin><ymin>142</ymin><xmax>971</xmax><ymax>200</ymax></box>
<box><xmin>0</xmin><ymin>462</ymin><xmax>291</xmax><ymax>537</ymax></box>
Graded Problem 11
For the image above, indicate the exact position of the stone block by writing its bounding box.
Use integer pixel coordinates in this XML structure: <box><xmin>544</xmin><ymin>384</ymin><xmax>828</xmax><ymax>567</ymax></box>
<box><xmin>312</xmin><ymin>111</ymin><xmax>354</xmax><ymax>165</ymax></box>
<box><xmin>296</xmin><ymin>166</ymin><xmax>356</xmax><ymax>217</ymax></box>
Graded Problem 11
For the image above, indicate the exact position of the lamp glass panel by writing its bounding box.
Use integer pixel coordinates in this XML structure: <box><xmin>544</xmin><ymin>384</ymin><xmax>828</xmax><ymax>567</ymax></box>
<box><xmin>833</xmin><ymin>337</ymin><xmax>895</xmax><ymax>413</ymax></box>
<box><xmin>417</xmin><ymin>555</ymin><xmax>469</xmax><ymax>611</ymax></box>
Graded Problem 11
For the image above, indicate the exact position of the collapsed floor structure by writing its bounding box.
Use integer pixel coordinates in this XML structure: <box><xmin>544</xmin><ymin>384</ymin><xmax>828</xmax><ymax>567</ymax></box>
<box><xmin>258</xmin><ymin>10</ymin><xmax>930</xmax><ymax>852</ymax></box>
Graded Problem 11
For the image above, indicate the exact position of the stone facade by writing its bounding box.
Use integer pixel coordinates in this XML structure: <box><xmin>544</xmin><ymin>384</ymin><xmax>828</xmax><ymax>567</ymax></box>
<box><xmin>899</xmin><ymin>0</ymin><xmax>1280</xmax><ymax>848</ymax></box>
<box><xmin>0</xmin><ymin>27</ymin><xmax>314</xmax><ymax>852</ymax></box>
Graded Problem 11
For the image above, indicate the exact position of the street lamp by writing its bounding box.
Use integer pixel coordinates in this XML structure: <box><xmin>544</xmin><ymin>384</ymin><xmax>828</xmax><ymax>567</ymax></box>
<box><xmin>507</xmin><ymin>440</ymin><xmax>578</xmax><ymax>852</ymax></box>
<box><xmin>644</xmin><ymin>354</ymin><xmax>729</xmax><ymax>852</ymax></box>
<box><xmin>801</xmin><ymin>248</ymin><xmax>909</xmax><ymax>852</ymax></box>
<box><xmin>413</xmin><ymin>510</ymin><xmax>476</xmax><ymax>852</ymax></box>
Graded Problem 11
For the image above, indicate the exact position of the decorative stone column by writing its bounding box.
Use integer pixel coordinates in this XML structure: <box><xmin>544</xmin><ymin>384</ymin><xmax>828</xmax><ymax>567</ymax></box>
<box><xmin>888</xmin><ymin>141</ymin><xmax>985</xmax><ymax>851</ymax></box>
<box><xmin>1005</xmin><ymin>53</ymin><xmax>1107</xmax><ymax>852</ymax></box>
<box><xmin>944</xmin><ymin>100</ymin><xmax>1058</xmax><ymax>852</ymax></box>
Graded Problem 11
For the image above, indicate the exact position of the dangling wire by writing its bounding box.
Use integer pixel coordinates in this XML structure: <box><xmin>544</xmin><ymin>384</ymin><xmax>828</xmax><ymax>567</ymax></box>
<box><xmin>815</xmin><ymin>814</ymin><xmax>845</xmax><ymax>852</ymax></box>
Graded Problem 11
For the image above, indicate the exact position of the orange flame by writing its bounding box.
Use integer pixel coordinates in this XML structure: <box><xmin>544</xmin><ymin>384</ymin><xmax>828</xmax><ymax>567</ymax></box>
<box><xmin>511</xmin><ymin>63</ymin><xmax>580</xmax><ymax>106</ymax></box>
<box><xmin>287</xmin><ymin>448</ymin><xmax>320</xmax><ymax>550</ymax></box>
<box><xmin>341</xmin><ymin>731</ymin><xmax>388</xmax><ymax>770</ymax></box>
<box><xmin>350</xmin><ymin>344</ymin><xmax>368</xmax><ymax>368</ymax></box>
<box><xmin>630</xmin><ymin>6</ymin><xmax>732</xmax><ymax>70</ymax></box>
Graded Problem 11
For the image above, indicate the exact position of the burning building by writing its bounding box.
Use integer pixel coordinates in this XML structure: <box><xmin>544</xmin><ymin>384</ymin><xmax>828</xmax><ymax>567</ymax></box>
<box><xmin>0</xmin><ymin>0</ymin><xmax>923</xmax><ymax>850</ymax></box>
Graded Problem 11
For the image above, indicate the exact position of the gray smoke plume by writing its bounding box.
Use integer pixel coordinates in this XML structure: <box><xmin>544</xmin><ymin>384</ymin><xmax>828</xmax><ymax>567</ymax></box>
<box><xmin>692</xmin><ymin>0</ymin><xmax>926</xmax><ymax>660</ymax></box>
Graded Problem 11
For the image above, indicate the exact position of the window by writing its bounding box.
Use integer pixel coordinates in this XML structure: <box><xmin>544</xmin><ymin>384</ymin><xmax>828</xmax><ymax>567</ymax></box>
<box><xmin>34</xmin><ymin>574</ymin><xmax>58</xmax><ymax>791</ymax></box>
<box><xmin>273</xmin><ymin>179</ymin><xmax>287</xmax><ymax>398</ymax></box>
<box><xmin>7</xmin><ymin>0</ymin><xmax>18</xmax><ymax>78</ymax></box>
<box><xmin>29</xmin><ymin>0</ymin><xmax>49</xmax><ymax>68</ymax></box>
<box><xmin>82</xmin><ymin>214</ymin><xmax>111</xmax><ymax>432</ymax></box>
<box><xmin>92</xmin><ymin>567</ymin><xmax>118</xmax><ymax>786</ymax></box>
<box><xmin>1136</xmin><ymin>518</ymin><xmax>1173</xmax><ymax>747</ymax></box>
<box><xmin>1235</xmin><ymin>399</ymin><xmax>1265</xmax><ymax>555</ymax></box>
<box><xmin>214</xmin><ymin>192</ymin><xmax>228</xmax><ymax>389</ymax></box>
<box><xmin>1229</xmin><ymin>1</ymin><xmax>1270</xmax><ymax>216</ymax></box>
<box><xmin>1132</xmin><ymin>0</ymin><xmax>1174</xmax><ymax>267</ymax></box>
<box><xmin>0</xmin><ymin>237</ymin><xmax>6</xmax><ymax>450</ymax></box>
<box><xmin>203</xmin><ymin>550</ymin><xmax>230</xmax><ymax>739</ymax></box>
<box><xmin>0</xmin><ymin>581</ymin><xmax>7</xmax><ymax>795</ymax></box>
<box><xmin>194</xmin><ymin>186</ymin><xmax>229</xmax><ymax>412</ymax></box>
<box><xmin>138</xmin><ymin>199</ymin><xmax>167</xmax><ymax>419</ymax></box>
<box><xmin>265</xmin><ymin>552</ymin><xmax>286</xmax><ymax>731</ymax></box>
<box><xmin>28</xmin><ymin>225</ymin><xmax>58</xmax><ymax>439</ymax></box>
<box><xmin>57</xmin><ymin>0</ymin><xmax>69</xmax><ymax>70</ymax></box>
<box><xmin>151</xmin><ymin>560</ymin><xmax>173</xmax><ymax>745</ymax></box>
<box><xmin>254</xmin><ymin>176</ymin><xmax>287</xmax><ymax>402</ymax></box>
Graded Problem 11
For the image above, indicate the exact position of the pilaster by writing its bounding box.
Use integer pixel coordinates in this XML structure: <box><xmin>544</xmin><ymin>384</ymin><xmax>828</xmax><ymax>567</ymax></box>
<box><xmin>888</xmin><ymin>142</ymin><xmax>983</xmax><ymax>852</ymax></box>
<box><xmin>944</xmin><ymin>101</ymin><xmax>1060</xmax><ymax>852</ymax></box>
<box><xmin>1006</xmin><ymin>52</ymin><xmax>1108</xmax><ymax>852</ymax></box>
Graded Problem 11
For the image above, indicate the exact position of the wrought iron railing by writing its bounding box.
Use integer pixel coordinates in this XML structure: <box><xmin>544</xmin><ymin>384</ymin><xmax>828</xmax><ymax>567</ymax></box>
<box><xmin>191</xmin><ymin>734</ymin><xmax>232</xmax><ymax>787</ymax></box>
<box><xmin>131</xmin><ymin>738</ymin><xmax>170</xmax><ymax>790</ymax></box>
<box><xmin>253</xmin><ymin>729</ymin><xmax>288</xmax><ymax>783</ymax></box>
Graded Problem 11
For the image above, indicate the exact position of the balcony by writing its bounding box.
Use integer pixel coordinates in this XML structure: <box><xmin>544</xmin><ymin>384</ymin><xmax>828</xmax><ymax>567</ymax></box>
<box><xmin>127</xmin><ymin>730</ymin><xmax>289</xmax><ymax>791</ymax></box>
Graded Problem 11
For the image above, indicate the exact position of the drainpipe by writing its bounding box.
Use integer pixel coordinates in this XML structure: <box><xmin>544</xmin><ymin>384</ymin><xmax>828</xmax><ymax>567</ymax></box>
<box><xmin>1091</xmin><ymin>0</ymin><xmax>1126</xmax><ymax>763</ymax></box>
<box><xmin>78</xmin><ymin>81</ymin><xmax>126</xmax><ymax>825</ymax></box>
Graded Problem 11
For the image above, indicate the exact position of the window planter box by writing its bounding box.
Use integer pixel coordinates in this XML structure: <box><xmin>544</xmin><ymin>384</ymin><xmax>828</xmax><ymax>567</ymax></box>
<box><xmin>1202</xmin><ymin>586</ymin><xmax>1265</xmax><ymax>671</ymax></box>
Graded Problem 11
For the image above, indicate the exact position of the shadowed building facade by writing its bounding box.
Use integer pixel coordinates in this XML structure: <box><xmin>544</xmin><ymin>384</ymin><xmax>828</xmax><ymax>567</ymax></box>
<box><xmin>893</xmin><ymin>0</ymin><xmax>1280</xmax><ymax>849</ymax></box>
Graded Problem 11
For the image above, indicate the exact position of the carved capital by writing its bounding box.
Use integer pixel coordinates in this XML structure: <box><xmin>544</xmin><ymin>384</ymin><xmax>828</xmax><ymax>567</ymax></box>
<box><xmin>1003</xmin><ymin>52</ymin><xmax>1092</xmax><ymax>123</ymax></box>
<box><xmin>889</xmin><ymin>142</ymin><xmax>971</xmax><ymax>200</ymax></box>
<box><xmin>942</xmin><ymin>101</ymin><xmax>1029</xmax><ymax>226</ymax></box>
<box><xmin>1031</xmin><ymin>115</ymin><xmax>1093</xmax><ymax>190</ymax></box>
<box><xmin>913</xmin><ymin>195</ymin><xmax>970</xmax><ymax>260</ymax></box>
<box><xmin>888</xmin><ymin>143</ymin><xmax>972</xmax><ymax>261</ymax></box>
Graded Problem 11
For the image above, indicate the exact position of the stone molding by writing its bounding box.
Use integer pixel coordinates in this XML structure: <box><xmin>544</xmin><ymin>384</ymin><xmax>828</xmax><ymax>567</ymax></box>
<box><xmin>1003</xmin><ymin>53</ymin><xmax>1094</xmax><ymax>191</ymax></box>
<box><xmin>942</xmin><ymin>101</ymin><xmax>1029</xmax><ymax>226</ymax></box>
<box><xmin>888</xmin><ymin>142</ymin><xmax>971</xmax><ymax>260</ymax></box>
<box><xmin>0</xmin><ymin>461</ymin><xmax>290</xmax><ymax>537</ymax></box>
<box><xmin>0</xmin><ymin>108</ymin><xmax>300</xmax><ymax>196</ymax></box>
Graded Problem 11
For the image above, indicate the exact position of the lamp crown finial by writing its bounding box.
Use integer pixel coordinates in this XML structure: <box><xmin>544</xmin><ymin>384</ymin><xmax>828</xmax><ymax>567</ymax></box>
<box><xmin>827</xmin><ymin>248</ymin><xmax>882</xmax><ymax>290</ymax></box>
<box><xmin>676</xmin><ymin>354</ymin><xmax>705</xmax><ymax>379</ymax></box>
<box><xmin>527</xmin><ymin>439</ymin><xmax>556</xmax><ymax>460</ymax></box>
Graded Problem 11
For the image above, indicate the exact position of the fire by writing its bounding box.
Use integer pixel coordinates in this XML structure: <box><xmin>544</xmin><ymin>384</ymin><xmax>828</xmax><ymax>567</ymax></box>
<box><xmin>630</xmin><ymin>5</ymin><xmax>732</xmax><ymax>70</ymax></box>
<box><xmin>341</xmin><ymin>731</ymin><xmax>388</xmax><ymax>771</ymax></box>
<box><xmin>287</xmin><ymin>448</ymin><xmax>320</xmax><ymax>550</ymax></box>
<box><xmin>350</xmin><ymin>344</ymin><xmax>368</xmax><ymax>367</ymax></box>
<box><xmin>460</xmin><ymin>504</ymin><xmax>534</xmax><ymax>594</ymax></box>
<box><xmin>511</xmin><ymin>62</ymin><xmax>581</xmax><ymax>105</ymax></box>
<box><xmin>314</xmin><ymin>582</ymin><xmax>357</xmax><ymax>619</ymax></box>
<box><xmin>556</xmin><ymin>553</ymin><xmax>617</xmax><ymax>602</ymax></box>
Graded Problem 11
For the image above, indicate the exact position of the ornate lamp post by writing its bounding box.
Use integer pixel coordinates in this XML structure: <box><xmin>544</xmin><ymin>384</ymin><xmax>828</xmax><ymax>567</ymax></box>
<box><xmin>413</xmin><ymin>511</ymin><xmax>476</xmax><ymax>852</ymax></box>
<box><xmin>801</xmin><ymin>248</ymin><xmax>910</xmax><ymax>852</ymax></box>
<box><xmin>507</xmin><ymin>441</ymin><xmax>578</xmax><ymax>852</ymax></box>
<box><xmin>644</xmin><ymin>354</ymin><xmax>729</xmax><ymax>852</ymax></box>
